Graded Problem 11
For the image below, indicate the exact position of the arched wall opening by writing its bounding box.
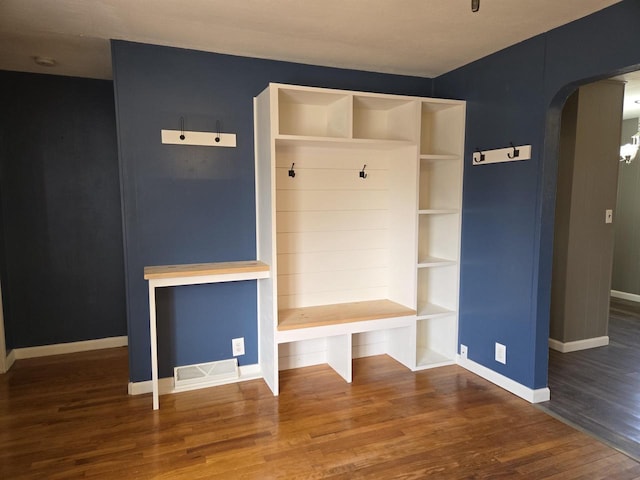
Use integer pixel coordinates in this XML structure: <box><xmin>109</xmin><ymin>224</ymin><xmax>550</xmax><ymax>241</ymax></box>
<box><xmin>434</xmin><ymin>0</ymin><xmax>640</xmax><ymax>399</ymax></box>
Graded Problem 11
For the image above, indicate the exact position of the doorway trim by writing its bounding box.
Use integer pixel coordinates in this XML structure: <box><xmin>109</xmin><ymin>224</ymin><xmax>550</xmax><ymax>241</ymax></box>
<box><xmin>0</xmin><ymin>281</ymin><xmax>12</xmax><ymax>373</ymax></box>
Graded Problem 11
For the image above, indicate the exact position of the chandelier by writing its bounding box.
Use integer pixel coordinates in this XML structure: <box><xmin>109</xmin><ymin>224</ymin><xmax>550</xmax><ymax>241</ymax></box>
<box><xmin>620</xmin><ymin>132</ymin><xmax>639</xmax><ymax>164</ymax></box>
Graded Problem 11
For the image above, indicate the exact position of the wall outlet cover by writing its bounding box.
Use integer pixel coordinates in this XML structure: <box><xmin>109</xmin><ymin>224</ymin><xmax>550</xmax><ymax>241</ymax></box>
<box><xmin>495</xmin><ymin>342</ymin><xmax>506</xmax><ymax>364</ymax></box>
<box><xmin>232</xmin><ymin>337</ymin><xmax>245</xmax><ymax>356</ymax></box>
<box><xmin>460</xmin><ymin>344</ymin><xmax>468</xmax><ymax>359</ymax></box>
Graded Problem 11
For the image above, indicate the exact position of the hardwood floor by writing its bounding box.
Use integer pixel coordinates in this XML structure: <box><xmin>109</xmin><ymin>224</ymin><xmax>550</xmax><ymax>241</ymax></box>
<box><xmin>1</xmin><ymin>349</ymin><xmax>639</xmax><ymax>479</ymax></box>
<box><xmin>539</xmin><ymin>298</ymin><xmax>640</xmax><ymax>462</ymax></box>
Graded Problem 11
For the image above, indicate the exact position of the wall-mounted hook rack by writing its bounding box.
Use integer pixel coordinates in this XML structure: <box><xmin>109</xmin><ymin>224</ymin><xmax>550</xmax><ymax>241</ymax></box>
<box><xmin>359</xmin><ymin>164</ymin><xmax>367</xmax><ymax>179</ymax></box>
<box><xmin>288</xmin><ymin>163</ymin><xmax>296</xmax><ymax>178</ymax></box>
<box><xmin>215</xmin><ymin>120</ymin><xmax>222</xmax><ymax>143</ymax></box>
<box><xmin>161</xmin><ymin>118</ymin><xmax>236</xmax><ymax>147</ymax></box>
<box><xmin>473</xmin><ymin>143</ymin><xmax>531</xmax><ymax>166</ymax></box>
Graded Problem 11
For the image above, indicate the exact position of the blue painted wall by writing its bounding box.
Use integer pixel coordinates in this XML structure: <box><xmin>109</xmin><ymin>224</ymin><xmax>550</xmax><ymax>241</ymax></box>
<box><xmin>111</xmin><ymin>41</ymin><xmax>433</xmax><ymax>382</ymax></box>
<box><xmin>434</xmin><ymin>0</ymin><xmax>640</xmax><ymax>389</ymax></box>
<box><xmin>0</xmin><ymin>71</ymin><xmax>126</xmax><ymax>349</ymax></box>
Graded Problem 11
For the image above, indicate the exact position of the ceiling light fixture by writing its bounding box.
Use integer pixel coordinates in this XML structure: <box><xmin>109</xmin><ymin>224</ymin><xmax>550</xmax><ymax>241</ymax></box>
<box><xmin>33</xmin><ymin>56</ymin><xmax>56</xmax><ymax>67</ymax></box>
<box><xmin>472</xmin><ymin>0</ymin><xmax>480</xmax><ymax>12</ymax></box>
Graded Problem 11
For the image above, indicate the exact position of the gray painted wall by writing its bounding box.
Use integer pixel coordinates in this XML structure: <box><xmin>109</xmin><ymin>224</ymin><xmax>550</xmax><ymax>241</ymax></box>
<box><xmin>611</xmin><ymin>117</ymin><xmax>640</xmax><ymax>296</ymax></box>
<box><xmin>550</xmin><ymin>80</ymin><xmax>624</xmax><ymax>343</ymax></box>
<box><xmin>550</xmin><ymin>91</ymin><xmax>579</xmax><ymax>341</ymax></box>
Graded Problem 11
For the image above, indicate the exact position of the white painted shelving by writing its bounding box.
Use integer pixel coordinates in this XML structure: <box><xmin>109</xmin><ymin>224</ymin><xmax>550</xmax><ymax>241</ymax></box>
<box><xmin>416</xmin><ymin>100</ymin><xmax>465</xmax><ymax>370</ymax></box>
<box><xmin>254</xmin><ymin>83</ymin><xmax>465</xmax><ymax>394</ymax></box>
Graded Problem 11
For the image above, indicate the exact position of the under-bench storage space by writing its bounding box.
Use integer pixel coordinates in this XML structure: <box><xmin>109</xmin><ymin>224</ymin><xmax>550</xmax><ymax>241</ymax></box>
<box><xmin>277</xmin><ymin>299</ymin><xmax>416</xmax><ymax>385</ymax></box>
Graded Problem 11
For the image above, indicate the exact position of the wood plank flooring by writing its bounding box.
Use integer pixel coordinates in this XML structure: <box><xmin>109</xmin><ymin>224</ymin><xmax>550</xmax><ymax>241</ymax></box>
<box><xmin>539</xmin><ymin>298</ymin><xmax>640</xmax><ymax>462</ymax></box>
<box><xmin>1</xmin><ymin>348</ymin><xmax>639</xmax><ymax>479</ymax></box>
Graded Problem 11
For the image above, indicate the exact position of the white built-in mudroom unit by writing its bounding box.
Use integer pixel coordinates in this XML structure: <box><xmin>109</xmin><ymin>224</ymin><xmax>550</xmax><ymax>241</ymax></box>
<box><xmin>145</xmin><ymin>83</ymin><xmax>465</xmax><ymax>408</ymax></box>
<box><xmin>255</xmin><ymin>83</ymin><xmax>465</xmax><ymax>395</ymax></box>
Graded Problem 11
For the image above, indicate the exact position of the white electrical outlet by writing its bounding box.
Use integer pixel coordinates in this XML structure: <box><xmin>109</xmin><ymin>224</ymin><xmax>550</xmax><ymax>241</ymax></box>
<box><xmin>495</xmin><ymin>342</ymin><xmax>506</xmax><ymax>364</ymax></box>
<box><xmin>460</xmin><ymin>344</ymin><xmax>468</xmax><ymax>359</ymax></box>
<box><xmin>232</xmin><ymin>337</ymin><xmax>245</xmax><ymax>356</ymax></box>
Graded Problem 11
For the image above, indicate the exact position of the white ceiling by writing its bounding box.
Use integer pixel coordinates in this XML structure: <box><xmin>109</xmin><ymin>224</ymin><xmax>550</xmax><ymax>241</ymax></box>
<box><xmin>0</xmin><ymin>0</ymin><xmax>622</xmax><ymax>81</ymax></box>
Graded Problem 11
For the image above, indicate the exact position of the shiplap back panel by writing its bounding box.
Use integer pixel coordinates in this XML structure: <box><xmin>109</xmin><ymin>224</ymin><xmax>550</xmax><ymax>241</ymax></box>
<box><xmin>277</xmin><ymin>210</ymin><xmax>388</xmax><ymax>233</ymax></box>
<box><xmin>276</xmin><ymin>146</ymin><xmax>394</xmax><ymax>309</ymax></box>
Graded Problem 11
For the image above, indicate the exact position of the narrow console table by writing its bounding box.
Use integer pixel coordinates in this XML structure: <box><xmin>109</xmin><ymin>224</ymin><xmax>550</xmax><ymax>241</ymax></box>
<box><xmin>144</xmin><ymin>260</ymin><xmax>270</xmax><ymax>410</ymax></box>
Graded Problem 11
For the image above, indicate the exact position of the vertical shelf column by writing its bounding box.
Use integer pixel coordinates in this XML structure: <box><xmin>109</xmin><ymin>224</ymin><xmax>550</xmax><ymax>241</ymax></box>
<box><xmin>415</xmin><ymin>100</ymin><xmax>465</xmax><ymax>369</ymax></box>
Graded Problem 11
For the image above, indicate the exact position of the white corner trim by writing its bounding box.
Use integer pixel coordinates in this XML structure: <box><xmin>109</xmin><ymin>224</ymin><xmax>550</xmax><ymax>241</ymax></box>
<box><xmin>548</xmin><ymin>336</ymin><xmax>609</xmax><ymax>353</ymax></box>
<box><xmin>2</xmin><ymin>349</ymin><xmax>16</xmax><ymax>373</ymax></box>
<box><xmin>128</xmin><ymin>364</ymin><xmax>262</xmax><ymax>396</ymax></box>
<box><xmin>13</xmin><ymin>336</ymin><xmax>128</xmax><ymax>360</ymax></box>
<box><xmin>129</xmin><ymin>377</ymin><xmax>174</xmax><ymax>396</ymax></box>
<box><xmin>457</xmin><ymin>355</ymin><xmax>550</xmax><ymax>403</ymax></box>
<box><xmin>611</xmin><ymin>290</ymin><xmax>640</xmax><ymax>303</ymax></box>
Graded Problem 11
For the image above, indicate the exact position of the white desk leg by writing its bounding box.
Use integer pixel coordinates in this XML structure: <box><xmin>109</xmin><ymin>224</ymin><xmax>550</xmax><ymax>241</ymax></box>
<box><xmin>149</xmin><ymin>283</ymin><xmax>159</xmax><ymax>410</ymax></box>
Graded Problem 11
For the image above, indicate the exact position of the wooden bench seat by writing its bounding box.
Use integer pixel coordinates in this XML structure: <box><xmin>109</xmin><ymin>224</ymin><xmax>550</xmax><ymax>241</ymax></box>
<box><xmin>278</xmin><ymin>299</ymin><xmax>416</xmax><ymax>331</ymax></box>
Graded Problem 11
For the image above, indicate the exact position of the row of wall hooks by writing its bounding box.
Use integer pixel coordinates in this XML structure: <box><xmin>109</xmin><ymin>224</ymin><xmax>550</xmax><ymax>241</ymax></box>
<box><xmin>473</xmin><ymin>142</ymin><xmax>532</xmax><ymax>166</ymax></box>
<box><xmin>287</xmin><ymin>164</ymin><xmax>370</xmax><ymax>179</ymax></box>
<box><xmin>161</xmin><ymin>116</ymin><xmax>237</xmax><ymax>148</ymax></box>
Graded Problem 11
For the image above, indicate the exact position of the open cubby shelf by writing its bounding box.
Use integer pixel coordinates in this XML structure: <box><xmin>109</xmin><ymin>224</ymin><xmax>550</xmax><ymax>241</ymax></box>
<box><xmin>417</xmin><ymin>301</ymin><xmax>455</xmax><ymax>318</ymax></box>
<box><xmin>256</xmin><ymin>83</ymin><xmax>464</xmax><ymax>394</ymax></box>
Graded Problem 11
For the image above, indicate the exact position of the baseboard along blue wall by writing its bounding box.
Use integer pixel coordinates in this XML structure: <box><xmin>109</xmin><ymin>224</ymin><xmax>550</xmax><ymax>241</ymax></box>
<box><xmin>435</xmin><ymin>0</ymin><xmax>640</xmax><ymax>389</ymax></box>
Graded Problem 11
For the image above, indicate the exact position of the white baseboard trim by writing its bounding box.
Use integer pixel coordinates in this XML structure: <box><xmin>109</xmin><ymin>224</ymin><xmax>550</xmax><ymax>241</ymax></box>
<box><xmin>3</xmin><ymin>349</ymin><xmax>16</xmax><ymax>373</ymax></box>
<box><xmin>611</xmin><ymin>290</ymin><xmax>640</xmax><ymax>303</ymax></box>
<box><xmin>128</xmin><ymin>364</ymin><xmax>262</xmax><ymax>396</ymax></box>
<box><xmin>13</xmin><ymin>336</ymin><xmax>128</xmax><ymax>360</ymax></box>
<box><xmin>548</xmin><ymin>336</ymin><xmax>609</xmax><ymax>353</ymax></box>
<box><xmin>457</xmin><ymin>356</ymin><xmax>550</xmax><ymax>403</ymax></box>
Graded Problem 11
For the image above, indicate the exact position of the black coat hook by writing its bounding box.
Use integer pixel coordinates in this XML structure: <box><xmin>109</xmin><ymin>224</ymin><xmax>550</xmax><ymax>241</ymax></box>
<box><xmin>507</xmin><ymin>142</ymin><xmax>520</xmax><ymax>159</ymax></box>
<box><xmin>180</xmin><ymin>116</ymin><xmax>185</xmax><ymax>140</ymax></box>
<box><xmin>215</xmin><ymin>120</ymin><xmax>221</xmax><ymax>143</ymax></box>
<box><xmin>474</xmin><ymin>148</ymin><xmax>485</xmax><ymax>163</ymax></box>
<box><xmin>288</xmin><ymin>163</ymin><xmax>296</xmax><ymax>178</ymax></box>
<box><xmin>359</xmin><ymin>164</ymin><xmax>367</xmax><ymax>179</ymax></box>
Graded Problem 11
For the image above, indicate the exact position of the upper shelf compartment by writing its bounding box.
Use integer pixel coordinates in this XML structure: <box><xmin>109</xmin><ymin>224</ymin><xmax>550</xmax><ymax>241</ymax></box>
<box><xmin>278</xmin><ymin>88</ymin><xmax>351</xmax><ymax>139</ymax></box>
<box><xmin>353</xmin><ymin>96</ymin><xmax>418</xmax><ymax>142</ymax></box>
<box><xmin>420</xmin><ymin>102</ymin><xmax>465</xmax><ymax>156</ymax></box>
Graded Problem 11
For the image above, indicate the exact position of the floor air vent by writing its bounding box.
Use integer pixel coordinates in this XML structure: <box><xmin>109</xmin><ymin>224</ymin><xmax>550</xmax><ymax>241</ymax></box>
<box><xmin>174</xmin><ymin>358</ymin><xmax>239</xmax><ymax>389</ymax></box>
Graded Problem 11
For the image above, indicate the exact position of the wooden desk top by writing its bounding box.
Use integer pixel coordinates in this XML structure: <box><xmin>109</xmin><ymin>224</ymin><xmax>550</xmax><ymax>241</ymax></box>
<box><xmin>144</xmin><ymin>260</ymin><xmax>269</xmax><ymax>280</ymax></box>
